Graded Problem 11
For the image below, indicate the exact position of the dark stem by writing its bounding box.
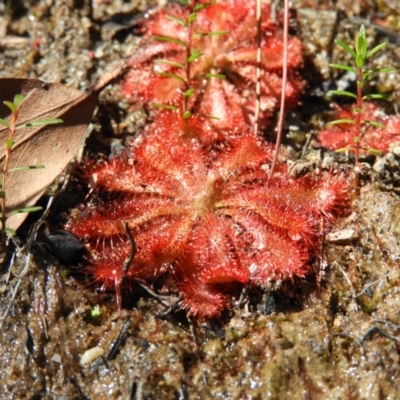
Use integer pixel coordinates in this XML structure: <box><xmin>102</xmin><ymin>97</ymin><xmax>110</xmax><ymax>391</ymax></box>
<box><xmin>116</xmin><ymin>222</ymin><xmax>137</xmax><ymax>310</ymax></box>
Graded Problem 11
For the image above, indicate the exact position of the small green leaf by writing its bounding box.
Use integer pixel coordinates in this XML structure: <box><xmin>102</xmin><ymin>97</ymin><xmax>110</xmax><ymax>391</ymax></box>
<box><xmin>21</xmin><ymin>118</ymin><xmax>64</xmax><ymax>128</ymax></box>
<box><xmin>188</xmin><ymin>49</ymin><xmax>203</xmax><ymax>63</ymax></box>
<box><xmin>4</xmin><ymin>228</ymin><xmax>16</xmax><ymax>236</ymax></box>
<box><xmin>13</xmin><ymin>94</ymin><xmax>24</xmax><ymax>107</ymax></box>
<box><xmin>3</xmin><ymin>101</ymin><xmax>17</xmax><ymax>113</ymax></box>
<box><xmin>203</xmin><ymin>73</ymin><xmax>226</xmax><ymax>79</ymax></box>
<box><xmin>366</xmin><ymin>42</ymin><xmax>387</xmax><ymax>59</ymax></box>
<box><xmin>0</xmin><ymin>118</ymin><xmax>9</xmax><ymax>127</ymax></box>
<box><xmin>188</xmin><ymin>12</ymin><xmax>197</xmax><ymax>23</ymax></box>
<box><xmin>7</xmin><ymin>206</ymin><xmax>43</xmax><ymax>217</ymax></box>
<box><xmin>329</xmin><ymin>119</ymin><xmax>355</xmax><ymax>125</ymax></box>
<box><xmin>364</xmin><ymin>67</ymin><xmax>394</xmax><ymax>75</ymax></box>
<box><xmin>194</xmin><ymin>1</ymin><xmax>216</xmax><ymax>11</ymax></box>
<box><xmin>328</xmin><ymin>90</ymin><xmax>357</xmax><ymax>99</ymax></box>
<box><xmin>206</xmin><ymin>115</ymin><xmax>221</xmax><ymax>120</ymax></box>
<box><xmin>362</xmin><ymin>93</ymin><xmax>391</xmax><ymax>101</ymax></box>
<box><xmin>335</xmin><ymin>146</ymin><xmax>355</xmax><ymax>153</ymax></box>
<box><xmin>183</xmin><ymin>110</ymin><xmax>192</xmax><ymax>119</ymax></box>
<box><xmin>355</xmin><ymin>25</ymin><xmax>367</xmax><ymax>58</ymax></box>
<box><xmin>9</xmin><ymin>165</ymin><xmax>45</xmax><ymax>172</ymax></box>
<box><xmin>334</xmin><ymin>39</ymin><xmax>356</xmax><ymax>59</ymax></box>
<box><xmin>363</xmin><ymin>68</ymin><xmax>393</xmax><ymax>81</ymax></box>
<box><xmin>156</xmin><ymin>71</ymin><xmax>186</xmax><ymax>83</ymax></box>
<box><xmin>328</xmin><ymin>64</ymin><xmax>357</xmax><ymax>74</ymax></box>
<box><xmin>194</xmin><ymin>3</ymin><xmax>206</xmax><ymax>11</ymax></box>
<box><xmin>154</xmin><ymin>59</ymin><xmax>186</xmax><ymax>69</ymax></box>
<box><xmin>366</xmin><ymin>148</ymin><xmax>383</xmax><ymax>155</ymax></box>
<box><xmin>185</xmin><ymin>88</ymin><xmax>195</xmax><ymax>98</ymax></box>
<box><xmin>366</xmin><ymin>67</ymin><xmax>394</xmax><ymax>73</ymax></box>
<box><xmin>153</xmin><ymin>35</ymin><xmax>187</xmax><ymax>48</ymax></box>
<box><xmin>5</xmin><ymin>139</ymin><xmax>14</xmax><ymax>149</ymax></box>
<box><xmin>165</xmin><ymin>14</ymin><xmax>188</xmax><ymax>27</ymax></box>
<box><xmin>200</xmin><ymin>30</ymin><xmax>230</xmax><ymax>36</ymax></box>
<box><xmin>151</xmin><ymin>103</ymin><xmax>179</xmax><ymax>111</ymax></box>
<box><xmin>364</xmin><ymin>120</ymin><xmax>385</xmax><ymax>129</ymax></box>
<box><xmin>181</xmin><ymin>0</ymin><xmax>189</xmax><ymax>5</ymax></box>
<box><xmin>0</xmin><ymin>191</ymin><xmax>5</xmax><ymax>199</ymax></box>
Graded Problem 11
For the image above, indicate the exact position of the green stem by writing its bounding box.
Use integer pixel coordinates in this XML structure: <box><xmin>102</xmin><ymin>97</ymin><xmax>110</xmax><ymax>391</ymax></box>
<box><xmin>1</xmin><ymin>109</ymin><xmax>18</xmax><ymax>250</ymax></box>
<box><xmin>184</xmin><ymin>0</ymin><xmax>196</xmax><ymax>116</ymax></box>
<box><xmin>355</xmin><ymin>66</ymin><xmax>364</xmax><ymax>168</ymax></box>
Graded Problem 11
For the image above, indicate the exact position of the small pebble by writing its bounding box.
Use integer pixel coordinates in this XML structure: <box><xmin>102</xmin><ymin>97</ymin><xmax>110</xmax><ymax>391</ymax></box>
<box><xmin>80</xmin><ymin>346</ymin><xmax>105</xmax><ymax>366</ymax></box>
<box><xmin>326</xmin><ymin>228</ymin><xmax>357</xmax><ymax>243</ymax></box>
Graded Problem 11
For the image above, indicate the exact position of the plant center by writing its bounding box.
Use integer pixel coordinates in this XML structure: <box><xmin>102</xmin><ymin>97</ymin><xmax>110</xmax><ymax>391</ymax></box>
<box><xmin>192</xmin><ymin>170</ymin><xmax>221</xmax><ymax>217</ymax></box>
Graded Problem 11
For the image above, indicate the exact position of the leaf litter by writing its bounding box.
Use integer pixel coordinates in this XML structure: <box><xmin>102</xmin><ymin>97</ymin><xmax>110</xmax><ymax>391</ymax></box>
<box><xmin>0</xmin><ymin>63</ymin><xmax>128</xmax><ymax>231</ymax></box>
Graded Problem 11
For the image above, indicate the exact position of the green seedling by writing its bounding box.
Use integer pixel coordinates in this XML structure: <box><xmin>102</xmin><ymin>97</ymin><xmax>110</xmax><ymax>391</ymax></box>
<box><xmin>90</xmin><ymin>305</ymin><xmax>101</xmax><ymax>318</ymax></box>
<box><xmin>0</xmin><ymin>94</ymin><xmax>62</xmax><ymax>248</ymax></box>
<box><xmin>329</xmin><ymin>24</ymin><xmax>394</xmax><ymax>167</ymax></box>
<box><xmin>151</xmin><ymin>0</ymin><xmax>224</xmax><ymax>119</ymax></box>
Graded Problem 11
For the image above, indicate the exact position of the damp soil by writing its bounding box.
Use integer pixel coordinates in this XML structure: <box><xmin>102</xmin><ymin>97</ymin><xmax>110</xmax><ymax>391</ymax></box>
<box><xmin>1</xmin><ymin>0</ymin><xmax>400</xmax><ymax>399</ymax></box>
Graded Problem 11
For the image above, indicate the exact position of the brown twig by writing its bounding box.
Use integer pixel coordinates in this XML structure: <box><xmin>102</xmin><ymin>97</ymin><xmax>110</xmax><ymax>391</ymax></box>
<box><xmin>269</xmin><ymin>0</ymin><xmax>289</xmax><ymax>178</ymax></box>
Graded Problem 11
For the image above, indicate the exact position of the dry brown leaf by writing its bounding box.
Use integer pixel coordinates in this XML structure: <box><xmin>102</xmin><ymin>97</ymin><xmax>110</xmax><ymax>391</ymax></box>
<box><xmin>0</xmin><ymin>63</ymin><xmax>128</xmax><ymax>231</ymax></box>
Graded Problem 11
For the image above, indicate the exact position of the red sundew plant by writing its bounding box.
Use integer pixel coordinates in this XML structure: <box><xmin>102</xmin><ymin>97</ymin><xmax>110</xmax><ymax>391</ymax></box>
<box><xmin>63</xmin><ymin>0</ymin><xmax>352</xmax><ymax>319</ymax></box>
<box><xmin>66</xmin><ymin>125</ymin><xmax>350</xmax><ymax>319</ymax></box>
<box><xmin>123</xmin><ymin>0</ymin><xmax>303</xmax><ymax>141</ymax></box>
<box><xmin>317</xmin><ymin>102</ymin><xmax>400</xmax><ymax>154</ymax></box>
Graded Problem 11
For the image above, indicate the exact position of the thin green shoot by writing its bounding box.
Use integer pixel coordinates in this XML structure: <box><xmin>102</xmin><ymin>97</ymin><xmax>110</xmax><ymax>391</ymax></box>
<box><xmin>0</xmin><ymin>94</ymin><xmax>63</xmax><ymax>250</ymax></box>
<box><xmin>328</xmin><ymin>24</ymin><xmax>394</xmax><ymax>170</ymax></box>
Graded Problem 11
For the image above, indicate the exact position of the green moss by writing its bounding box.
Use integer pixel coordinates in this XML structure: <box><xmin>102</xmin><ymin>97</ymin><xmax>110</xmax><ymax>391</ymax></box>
<box><xmin>358</xmin><ymin>292</ymin><xmax>380</xmax><ymax>314</ymax></box>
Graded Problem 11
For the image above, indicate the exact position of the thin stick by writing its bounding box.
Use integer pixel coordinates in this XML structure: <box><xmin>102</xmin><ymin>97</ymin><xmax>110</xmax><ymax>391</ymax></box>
<box><xmin>359</xmin><ymin>326</ymin><xmax>400</xmax><ymax>344</ymax></box>
<box><xmin>107</xmin><ymin>316</ymin><xmax>131</xmax><ymax>360</ymax></box>
<box><xmin>269</xmin><ymin>0</ymin><xmax>289</xmax><ymax>178</ymax></box>
<box><xmin>116</xmin><ymin>222</ymin><xmax>137</xmax><ymax>309</ymax></box>
<box><xmin>355</xmin><ymin>272</ymin><xmax>389</xmax><ymax>298</ymax></box>
<box><xmin>121</xmin><ymin>222</ymin><xmax>137</xmax><ymax>284</ymax></box>
<box><xmin>253</xmin><ymin>0</ymin><xmax>262</xmax><ymax>134</ymax></box>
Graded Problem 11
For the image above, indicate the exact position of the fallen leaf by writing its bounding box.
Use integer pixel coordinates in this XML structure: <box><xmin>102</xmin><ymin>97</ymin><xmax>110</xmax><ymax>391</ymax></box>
<box><xmin>0</xmin><ymin>63</ymin><xmax>128</xmax><ymax>231</ymax></box>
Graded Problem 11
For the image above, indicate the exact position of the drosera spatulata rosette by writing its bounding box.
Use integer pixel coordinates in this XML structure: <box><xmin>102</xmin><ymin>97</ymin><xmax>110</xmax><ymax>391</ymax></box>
<box><xmin>123</xmin><ymin>0</ymin><xmax>304</xmax><ymax>144</ymax></box>
<box><xmin>64</xmin><ymin>0</ymin><xmax>352</xmax><ymax>318</ymax></box>
<box><xmin>66</xmin><ymin>124</ymin><xmax>351</xmax><ymax>318</ymax></box>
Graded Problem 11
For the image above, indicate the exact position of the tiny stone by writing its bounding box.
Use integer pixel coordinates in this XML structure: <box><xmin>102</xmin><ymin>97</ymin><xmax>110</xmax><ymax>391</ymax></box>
<box><xmin>326</xmin><ymin>228</ymin><xmax>357</xmax><ymax>243</ymax></box>
<box><xmin>80</xmin><ymin>347</ymin><xmax>105</xmax><ymax>366</ymax></box>
<box><xmin>51</xmin><ymin>353</ymin><xmax>62</xmax><ymax>363</ymax></box>
<box><xmin>391</xmin><ymin>145</ymin><xmax>400</xmax><ymax>157</ymax></box>
<box><xmin>373</xmin><ymin>156</ymin><xmax>386</xmax><ymax>173</ymax></box>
